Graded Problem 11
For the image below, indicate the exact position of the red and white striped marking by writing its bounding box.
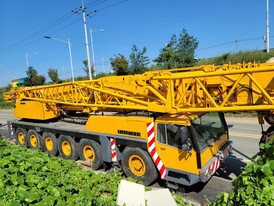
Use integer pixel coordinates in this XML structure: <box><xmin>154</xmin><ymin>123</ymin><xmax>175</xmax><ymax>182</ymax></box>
<box><xmin>110</xmin><ymin>138</ymin><xmax>117</xmax><ymax>162</ymax></box>
<box><xmin>204</xmin><ymin>158</ymin><xmax>220</xmax><ymax>175</ymax></box>
<box><xmin>10</xmin><ymin>122</ymin><xmax>14</xmax><ymax>136</ymax></box>
<box><xmin>147</xmin><ymin>122</ymin><xmax>167</xmax><ymax>179</ymax></box>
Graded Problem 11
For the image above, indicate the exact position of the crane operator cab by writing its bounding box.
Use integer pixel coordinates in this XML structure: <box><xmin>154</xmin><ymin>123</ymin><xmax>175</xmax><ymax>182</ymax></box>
<box><xmin>155</xmin><ymin>112</ymin><xmax>232</xmax><ymax>186</ymax></box>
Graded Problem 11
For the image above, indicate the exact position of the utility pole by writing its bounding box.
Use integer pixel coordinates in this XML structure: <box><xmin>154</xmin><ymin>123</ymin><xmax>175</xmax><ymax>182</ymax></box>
<box><xmin>90</xmin><ymin>28</ymin><xmax>104</xmax><ymax>77</ymax></box>
<box><xmin>266</xmin><ymin>0</ymin><xmax>270</xmax><ymax>53</ymax></box>
<box><xmin>25</xmin><ymin>52</ymin><xmax>38</xmax><ymax>68</ymax></box>
<box><xmin>44</xmin><ymin>36</ymin><xmax>75</xmax><ymax>82</ymax></box>
<box><xmin>73</xmin><ymin>0</ymin><xmax>92</xmax><ymax>80</ymax></box>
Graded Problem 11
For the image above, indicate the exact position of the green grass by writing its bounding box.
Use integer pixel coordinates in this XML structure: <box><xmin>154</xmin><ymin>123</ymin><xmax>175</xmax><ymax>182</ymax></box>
<box><xmin>197</xmin><ymin>50</ymin><xmax>274</xmax><ymax>65</ymax></box>
<box><xmin>0</xmin><ymin>87</ymin><xmax>14</xmax><ymax>109</ymax></box>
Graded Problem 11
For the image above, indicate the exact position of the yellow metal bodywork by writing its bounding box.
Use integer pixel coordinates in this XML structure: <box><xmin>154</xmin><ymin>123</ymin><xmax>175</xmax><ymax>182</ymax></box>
<box><xmin>4</xmin><ymin>63</ymin><xmax>274</xmax><ymax>118</ymax></box>
<box><xmin>155</xmin><ymin>113</ymin><xmax>228</xmax><ymax>175</ymax></box>
<box><xmin>83</xmin><ymin>145</ymin><xmax>95</xmax><ymax>161</ymax></box>
<box><xmin>199</xmin><ymin>133</ymin><xmax>228</xmax><ymax>168</ymax></box>
<box><xmin>128</xmin><ymin>154</ymin><xmax>146</xmax><ymax>176</ymax></box>
<box><xmin>45</xmin><ymin>136</ymin><xmax>54</xmax><ymax>152</ymax></box>
<box><xmin>86</xmin><ymin>115</ymin><xmax>153</xmax><ymax>139</ymax></box>
<box><xmin>86</xmin><ymin>113</ymin><xmax>228</xmax><ymax>175</ymax></box>
<box><xmin>13</xmin><ymin>101</ymin><xmax>59</xmax><ymax>120</ymax></box>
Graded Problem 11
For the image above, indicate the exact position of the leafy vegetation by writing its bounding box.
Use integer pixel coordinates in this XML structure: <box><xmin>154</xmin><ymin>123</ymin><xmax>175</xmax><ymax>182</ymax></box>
<box><xmin>25</xmin><ymin>67</ymin><xmax>46</xmax><ymax>86</ymax></box>
<box><xmin>0</xmin><ymin>86</ymin><xmax>13</xmax><ymax>109</ymax></box>
<box><xmin>154</xmin><ymin>28</ymin><xmax>199</xmax><ymax>69</ymax></box>
<box><xmin>0</xmin><ymin>137</ymin><xmax>122</xmax><ymax>205</ymax></box>
<box><xmin>110</xmin><ymin>54</ymin><xmax>130</xmax><ymax>75</ymax></box>
<box><xmin>129</xmin><ymin>45</ymin><xmax>150</xmax><ymax>74</ymax></box>
<box><xmin>0</xmin><ymin>137</ymin><xmax>188</xmax><ymax>205</ymax></box>
<box><xmin>210</xmin><ymin>141</ymin><xmax>274</xmax><ymax>206</ymax></box>
<box><xmin>48</xmin><ymin>68</ymin><xmax>60</xmax><ymax>83</ymax></box>
<box><xmin>198</xmin><ymin>50</ymin><xmax>274</xmax><ymax>65</ymax></box>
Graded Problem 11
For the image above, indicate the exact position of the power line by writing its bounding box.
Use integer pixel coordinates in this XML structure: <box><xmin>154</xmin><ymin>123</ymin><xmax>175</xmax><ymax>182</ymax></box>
<box><xmin>0</xmin><ymin>12</ymin><xmax>75</xmax><ymax>54</ymax></box>
<box><xmin>197</xmin><ymin>36</ymin><xmax>274</xmax><ymax>51</ymax></box>
<box><xmin>85</xmin><ymin>0</ymin><xmax>111</xmax><ymax>8</ymax></box>
<box><xmin>94</xmin><ymin>0</ymin><xmax>129</xmax><ymax>12</ymax></box>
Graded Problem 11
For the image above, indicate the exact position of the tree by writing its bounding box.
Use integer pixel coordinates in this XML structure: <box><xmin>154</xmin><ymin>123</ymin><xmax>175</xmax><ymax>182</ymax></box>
<box><xmin>25</xmin><ymin>67</ymin><xmax>46</xmax><ymax>86</ymax></box>
<box><xmin>154</xmin><ymin>34</ymin><xmax>177</xmax><ymax>69</ymax></box>
<box><xmin>154</xmin><ymin>29</ymin><xmax>198</xmax><ymax>69</ymax></box>
<box><xmin>110</xmin><ymin>54</ymin><xmax>129</xmax><ymax>76</ymax></box>
<box><xmin>83</xmin><ymin>60</ymin><xmax>94</xmax><ymax>78</ymax></box>
<box><xmin>129</xmin><ymin>45</ymin><xmax>150</xmax><ymax>74</ymax></box>
<box><xmin>48</xmin><ymin>68</ymin><xmax>59</xmax><ymax>83</ymax></box>
<box><xmin>175</xmin><ymin>28</ymin><xmax>199</xmax><ymax>67</ymax></box>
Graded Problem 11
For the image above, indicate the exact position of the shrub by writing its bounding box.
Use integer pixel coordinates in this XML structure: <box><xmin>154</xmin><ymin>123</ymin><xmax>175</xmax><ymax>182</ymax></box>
<box><xmin>210</xmin><ymin>141</ymin><xmax>274</xmax><ymax>206</ymax></box>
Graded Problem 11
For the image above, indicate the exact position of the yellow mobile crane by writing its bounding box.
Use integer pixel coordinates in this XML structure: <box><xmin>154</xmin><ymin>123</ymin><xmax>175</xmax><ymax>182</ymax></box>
<box><xmin>4</xmin><ymin>62</ymin><xmax>274</xmax><ymax>187</ymax></box>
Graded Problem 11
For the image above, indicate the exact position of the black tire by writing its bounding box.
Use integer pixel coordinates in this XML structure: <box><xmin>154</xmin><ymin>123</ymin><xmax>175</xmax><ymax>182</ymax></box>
<box><xmin>58</xmin><ymin>135</ymin><xmax>78</xmax><ymax>160</ymax></box>
<box><xmin>27</xmin><ymin>130</ymin><xmax>41</xmax><ymax>150</ymax></box>
<box><xmin>78</xmin><ymin>139</ymin><xmax>103</xmax><ymax>170</ymax></box>
<box><xmin>41</xmin><ymin>132</ymin><xmax>59</xmax><ymax>156</ymax></box>
<box><xmin>121</xmin><ymin>147</ymin><xmax>158</xmax><ymax>186</ymax></box>
<box><xmin>15</xmin><ymin>128</ymin><xmax>28</xmax><ymax>146</ymax></box>
<box><xmin>260</xmin><ymin>126</ymin><xmax>274</xmax><ymax>145</ymax></box>
<box><xmin>264</xmin><ymin>112</ymin><xmax>274</xmax><ymax>126</ymax></box>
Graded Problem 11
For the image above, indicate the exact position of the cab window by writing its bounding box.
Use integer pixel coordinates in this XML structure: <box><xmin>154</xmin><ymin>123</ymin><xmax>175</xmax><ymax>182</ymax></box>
<box><xmin>157</xmin><ymin>124</ymin><xmax>190</xmax><ymax>148</ymax></box>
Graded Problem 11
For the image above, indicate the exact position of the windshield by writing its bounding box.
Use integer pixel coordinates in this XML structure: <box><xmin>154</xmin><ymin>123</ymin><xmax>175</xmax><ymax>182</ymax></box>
<box><xmin>190</xmin><ymin>112</ymin><xmax>227</xmax><ymax>151</ymax></box>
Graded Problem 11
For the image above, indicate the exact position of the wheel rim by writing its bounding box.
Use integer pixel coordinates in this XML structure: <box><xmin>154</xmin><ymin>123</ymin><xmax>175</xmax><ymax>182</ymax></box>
<box><xmin>45</xmin><ymin>136</ymin><xmax>53</xmax><ymax>151</ymax></box>
<box><xmin>128</xmin><ymin>155</ymin><xmax>146</xmax><ymax>176</ymax></box>
<box><xmin>62</xmin><ymin>141</ymin><xmax>71</xmax><ymax>156</ymax></box>
<box><xmin>18</xmin><ymin>132</ymin><xmax>25</xmax><ymax>144</ymax></box>
<box><xmin>30</xmin><ymin>134</ymin><xmax>38</xmax><ymax>147</ymax></box>
<box><xmin>83</xmin><ymin>145</ymin><xmax>95</xmax><ymax>161</ymax></box>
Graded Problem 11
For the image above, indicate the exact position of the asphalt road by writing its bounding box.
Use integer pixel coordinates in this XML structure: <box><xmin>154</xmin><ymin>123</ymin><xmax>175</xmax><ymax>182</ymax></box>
<box><xmin>0</xmin><ymin>110</ymin><xmax>267</xmax><ymax>204</ymax></box>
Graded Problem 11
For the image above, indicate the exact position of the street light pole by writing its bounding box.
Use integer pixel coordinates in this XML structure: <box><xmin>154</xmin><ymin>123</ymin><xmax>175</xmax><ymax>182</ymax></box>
<box><xmin>67</xmin><ymin>39</ymin><xmax>74</xmax><ymax>82</ymax></box>
<box><xmin>90</xmin><ymin>28</ymin><xmax>104</xmax><ymax>77</ymax></box>
<box><xmin>25</xmin><ymin>52</ymin><xmax>38</xmax><ymax>68</ymax></box>
<box><xmin>266</xmin><ymin>0</ymin><xmax>270</xmax><ymax>53</ymax></box>
<box><xmin>44</xmin><ymin>36</ymin><xmax>75</xmax><ymax>82</ymax></box>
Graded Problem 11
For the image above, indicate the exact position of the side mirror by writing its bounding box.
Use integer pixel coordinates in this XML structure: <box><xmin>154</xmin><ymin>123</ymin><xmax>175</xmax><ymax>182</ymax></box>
<box><xmin>181</xmin><ymin>144</ymin><xmax>192</xmax><ymax>152</ymax></box>
<box><xmin>180</xmin><ymin>127</ymin><xmax>189</xmax><ymax>144</ymax></box>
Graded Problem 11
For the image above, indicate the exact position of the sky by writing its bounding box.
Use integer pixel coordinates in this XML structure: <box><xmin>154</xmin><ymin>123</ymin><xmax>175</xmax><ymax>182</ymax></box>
<box><xmin>0</xmin><ymin>0</ymin><xmax>273</xmax><ymax>86</ymax></box>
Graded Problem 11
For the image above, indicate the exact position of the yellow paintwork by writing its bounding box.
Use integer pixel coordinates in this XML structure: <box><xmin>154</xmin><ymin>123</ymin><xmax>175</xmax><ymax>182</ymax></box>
<box><xmin>62</xmin><ymin>141</ymin><xmax>71</xmax><ymax>157</ymax></box>
<box><xmin>129</xmin><ymin>154</ymin><xmax>146</xmax><ymax>176</ymax></box>
<box><xmin>155</xmin><ymin>114</ymin><xmax>229</xmax><ymax>174</ymax></box>
<box><xmin>45</xmin><ymin>136</ymin><xmax>53</xmax><ymax>151</ymax></box>
<box><xmin>83</xmin><ymin>145</ymin><xmax>95</xmax><ymax>161</ymax></box>
<box><xmin>17</xmin><ymin>131</ymin><xmax>25</xmax><ymax>145</ymax></box>
<box><xmin>200</xmin><ymin>134</ymin><xmax>228</xmax><ymax>167</ymax></box>
<box><xmin>156</xmin><ymin>113</ymin><xmax>202</xmax><ymax>126</ymax></box>
<box><xmin>3</xmin><ymin>62</ymin><xmax>273</xmax><ymax>178</ymax></box>
<box><xmin>13</xmin><ymin>101</ymin><xmax>59</xmax><ymax>120</ymax></box>
<box><xmin>155</xmin><ymin>115</ymin><xmax>199</xmax><ymax>174</ymax></box>
<box><xmin>156</xmin><ymin>141</ymin><xmax>199</xmax><ymax>174</ymax></box>
<box><xmin>86</xmin><ymin>113</ymin><xmax>222</xmax><ymax>175</ymax></box>
<box><xmin>4</xmin><ymin>62</ymin><xmax>274</xmax><ymax>117</ymax></box>
<box><xmin>29</xmin><ymin>133</ymin><xmax>38</xmax><ymax>147</ymax></box>
<box><xmin>86</xmin><ymin>115</ymin><xmax>153</xmax><ymax>139</ymax></box>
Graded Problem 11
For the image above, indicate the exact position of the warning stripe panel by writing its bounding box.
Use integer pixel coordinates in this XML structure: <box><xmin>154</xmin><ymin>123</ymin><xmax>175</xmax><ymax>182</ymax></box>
<box><xmin>110</xmin><ymin>138</ymin><xmax>117</xmax><ymax>162</ymax></box>
<box><xmin>205</xmin><ymin>158</ymin><xmax>220</xmax><ymax>175</ymax></box>
<box><xmin>147</xmin><ymin>122</ymin><xmax>167</xmax><ymax>179</ymax></box>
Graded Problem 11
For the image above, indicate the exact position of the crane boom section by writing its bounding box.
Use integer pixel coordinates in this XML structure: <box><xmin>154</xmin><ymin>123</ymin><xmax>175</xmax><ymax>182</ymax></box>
<box><xmin>4</xmin><ymin>62</ymin><xmax>274</xmax><ymax>114</ymax></box>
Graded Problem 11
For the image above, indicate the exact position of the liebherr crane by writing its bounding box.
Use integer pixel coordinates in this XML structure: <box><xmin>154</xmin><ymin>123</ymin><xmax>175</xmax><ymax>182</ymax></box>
<box><xmin>4</xmin><ymin>62</ymin><xmax>274</xmax><ymax>187</ymax></box>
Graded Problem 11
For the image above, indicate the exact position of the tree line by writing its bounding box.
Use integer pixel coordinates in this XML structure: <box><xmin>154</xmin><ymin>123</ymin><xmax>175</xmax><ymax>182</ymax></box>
<box><xmin>24</xmin><ymin>28</ymin><xmax>198</xmax><ymax>86</ymax></box>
